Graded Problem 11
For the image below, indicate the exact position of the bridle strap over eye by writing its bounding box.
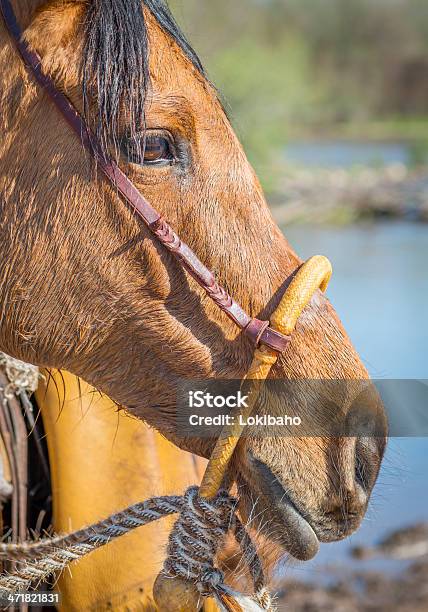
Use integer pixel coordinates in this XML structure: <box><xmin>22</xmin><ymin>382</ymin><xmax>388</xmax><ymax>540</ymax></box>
<box><xmin>1</xmin><ymin>0</ymin><xmax>291</xmax><ymax>354</ymax></box>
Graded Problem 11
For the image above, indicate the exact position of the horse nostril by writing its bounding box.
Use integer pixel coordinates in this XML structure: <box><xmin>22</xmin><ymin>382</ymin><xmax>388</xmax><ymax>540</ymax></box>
<box><xmin>355</xmin><ymin>449</ymin><xmax>369</xmax><ymax>490</ymax></box>
<box><xmin>355</xmin><ymin>436</ymin><xmax>382</xmax><ymax>492</ymax></box>
<box><xmin>344</xmin><ymin>390</ymin><xmax>387</xmax><ymax>493</ymax></box>
<box><xmin>327</xmin><ymin>436</ymin><xmax>372</xmax><ymax>520</ymax></box>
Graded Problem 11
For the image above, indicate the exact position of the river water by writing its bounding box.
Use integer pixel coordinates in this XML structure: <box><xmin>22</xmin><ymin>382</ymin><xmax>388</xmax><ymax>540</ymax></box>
<box><xmin>280</xmin><ymin>220</ymin><xmax>428</xmax><ymax>581</ymax></box>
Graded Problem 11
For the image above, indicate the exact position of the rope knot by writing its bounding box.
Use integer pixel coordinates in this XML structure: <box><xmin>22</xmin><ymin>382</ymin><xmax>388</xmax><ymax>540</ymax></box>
<box><xmin>197</xmin><ymin>567</ymin><xmax>224</xmax><ymax>596</ymax></box>
<box><xmin>163</xmin><ymin>486</ymin><xmax>236</xmax><ymax>594</ymax></box>
<box><xmin>0</xmin><ymin>485</ymin><xmax>274</xmax><ymax>610</ymax></box>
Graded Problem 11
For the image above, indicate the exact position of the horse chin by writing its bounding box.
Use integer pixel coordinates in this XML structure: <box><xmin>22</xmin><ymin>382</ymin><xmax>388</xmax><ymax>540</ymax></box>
<box><xmin>236</xmin><ymin>458</ymin><xmax>320</xmax><ymax>562</ymax></box>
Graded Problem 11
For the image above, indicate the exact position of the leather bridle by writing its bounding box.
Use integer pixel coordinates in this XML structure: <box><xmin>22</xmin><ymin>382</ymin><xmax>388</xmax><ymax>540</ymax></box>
<box><xmin>0</xmin><ymin>0</ymin><xmax>291</xmax><ymax>355</ymax></box>
<box><xmin>0</xmin><ymin>4</ymin><xmax>337</xmax><ymax>606</ymax></box>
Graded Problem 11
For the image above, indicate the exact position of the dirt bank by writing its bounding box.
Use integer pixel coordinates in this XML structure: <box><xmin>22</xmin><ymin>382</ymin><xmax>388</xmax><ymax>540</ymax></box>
<box><xmin>276</xmin><ymin>559</ymin><xmax>428</xmax><ymax>611</ymax></box>
<box><xmin>271</xmin><ymin>166</ymin><xmax>428</xmax><ymax>224</ymax></box>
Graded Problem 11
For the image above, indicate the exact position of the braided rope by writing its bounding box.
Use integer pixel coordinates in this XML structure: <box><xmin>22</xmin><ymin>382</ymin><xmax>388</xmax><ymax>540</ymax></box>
<box><xmin>0</xmin><ymin>487</ymin><xmax>273</xmax><ymax>609</ymax></box>
<box><xmin>270</xmin><ymin>256</ymin><xmax>332</xmax><ymax>336</ymax></box>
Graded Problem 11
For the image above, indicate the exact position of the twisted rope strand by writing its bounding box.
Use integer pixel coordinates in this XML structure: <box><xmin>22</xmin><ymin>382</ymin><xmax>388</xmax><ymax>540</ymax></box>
<box><xmin>0</xmin><ymin>495</ymin><xmax>183</xmax><ymax>562</ymax></box>
<box><xmin>0</xmin><ymin>496</ymin><xmax>183</xmax><ymax>593</ymax></box>
<box><xmin>0</xmin><ymin>488</ymin><xmax>273</xmax><ymax>609</ymax></box>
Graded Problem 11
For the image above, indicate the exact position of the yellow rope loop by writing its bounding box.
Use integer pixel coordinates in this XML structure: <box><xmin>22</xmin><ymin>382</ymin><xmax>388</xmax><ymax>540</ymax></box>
<box><xmin>200</xmin><ymin>255</ymin><xmax>333</xmax><ymax>500</ymax></box>
<box><xmin>270</xmin><ymin>255</ymin><xmax>332</xmax><ymax>336</ymax></box>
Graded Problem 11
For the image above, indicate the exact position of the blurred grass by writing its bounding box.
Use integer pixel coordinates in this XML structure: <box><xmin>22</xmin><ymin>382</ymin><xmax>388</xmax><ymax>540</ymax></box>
<box><xmin>307</xmin><ymin>118</ymin><xmax>428</xmax><ymax>142</ymax></box>
<box><xmin>210</xmin><ymin>34</ymin><xmax>327</xmax><ymax>189</ymax></box>
<box><xmin>170</xmin><ymin>0</ymin><xmax>428</xmax><ymax>191</ymax></box>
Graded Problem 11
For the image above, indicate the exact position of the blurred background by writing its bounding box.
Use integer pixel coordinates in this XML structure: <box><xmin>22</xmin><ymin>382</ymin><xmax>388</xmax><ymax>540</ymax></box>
<box><xmin>170</xmin><ymin>1</ymin><xmax>428</xmax><ymax>610</ymax></box>
<box><xmin>171</xmin><ymin>0</ymin><xmax>428</xmax><ymax>214</ymax></box>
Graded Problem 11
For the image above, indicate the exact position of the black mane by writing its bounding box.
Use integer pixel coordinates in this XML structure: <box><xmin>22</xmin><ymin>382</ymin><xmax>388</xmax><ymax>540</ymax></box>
<box><xmin>82</xmin><ymin>0</ymin><xmax>205</xmax><ymax>155</ymax></box>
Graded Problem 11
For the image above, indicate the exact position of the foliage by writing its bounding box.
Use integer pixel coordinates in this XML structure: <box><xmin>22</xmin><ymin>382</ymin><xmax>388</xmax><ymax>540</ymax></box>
<box><xmin>169</xmin><ymin>0</ymin><xmax>428</xmax><ymax>188</ymax></box>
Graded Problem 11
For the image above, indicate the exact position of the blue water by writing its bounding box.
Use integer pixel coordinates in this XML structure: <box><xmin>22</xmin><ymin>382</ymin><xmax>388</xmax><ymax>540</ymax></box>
<box><xmin>284</xmin><ymin>140</ymin><xmax>411</xmax><ymax>168</ymax></box>
<box><xmin>280</xmin><ymin>221</ymin><xmax>428</xmax><ymax>581</ymax></box>
<box><xmin>287</xmin><ymin>222</ymin><xmax>428</xmax><ymax>379</ymax></box>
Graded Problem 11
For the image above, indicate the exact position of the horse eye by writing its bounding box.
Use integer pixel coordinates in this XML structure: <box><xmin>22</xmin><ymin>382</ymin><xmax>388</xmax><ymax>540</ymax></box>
<box><xmin>122</xmin><ymin>134</ymin><xmax>174</xmax><ymax>166</ymax></box>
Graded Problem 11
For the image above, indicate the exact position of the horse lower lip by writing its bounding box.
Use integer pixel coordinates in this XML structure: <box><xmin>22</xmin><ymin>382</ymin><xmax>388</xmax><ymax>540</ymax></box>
<box><xmin>248</xmin><ymin>458</ymin><xmax>320</xmax><ymax>561</ymax></box>
<box><xmin>274</xmin><ymin>495</ymin><xmax>319</xmax><ymax>561</ymax></box>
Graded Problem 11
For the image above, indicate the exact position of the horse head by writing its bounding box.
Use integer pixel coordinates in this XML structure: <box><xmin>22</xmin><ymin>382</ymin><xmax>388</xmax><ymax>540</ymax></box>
<box><xmin>0</xmin><ymin>0</ymin><xmax>386</xmax><ymax>563</ymax></box>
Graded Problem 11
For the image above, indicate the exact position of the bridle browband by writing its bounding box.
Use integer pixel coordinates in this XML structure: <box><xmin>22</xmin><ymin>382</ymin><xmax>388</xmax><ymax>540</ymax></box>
<box><xmin>0</xmin><ymin>0</ymin><xmax>290</xmax><ymax>354</ymax></box>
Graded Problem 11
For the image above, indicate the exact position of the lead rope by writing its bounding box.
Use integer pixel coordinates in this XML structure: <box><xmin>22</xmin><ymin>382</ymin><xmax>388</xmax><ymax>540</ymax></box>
<box><xmin>0</xmin><ymin>256</ymin><xmax>332</xmax><ymax>612</ymax></box>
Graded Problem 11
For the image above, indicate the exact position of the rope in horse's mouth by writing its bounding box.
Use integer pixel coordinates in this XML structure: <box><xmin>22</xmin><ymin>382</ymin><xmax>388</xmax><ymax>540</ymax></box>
<box><xmin>0</xmin><ymin>257</ymin><xmax>332</xmax><ymax>612</ymax></box>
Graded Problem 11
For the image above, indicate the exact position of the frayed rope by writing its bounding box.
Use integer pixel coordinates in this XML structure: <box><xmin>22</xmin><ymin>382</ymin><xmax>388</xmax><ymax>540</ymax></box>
<box><xmin>0</xmin><ymin>352</ymin><xmax>40</xmax><ymax>402</ymax></box>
